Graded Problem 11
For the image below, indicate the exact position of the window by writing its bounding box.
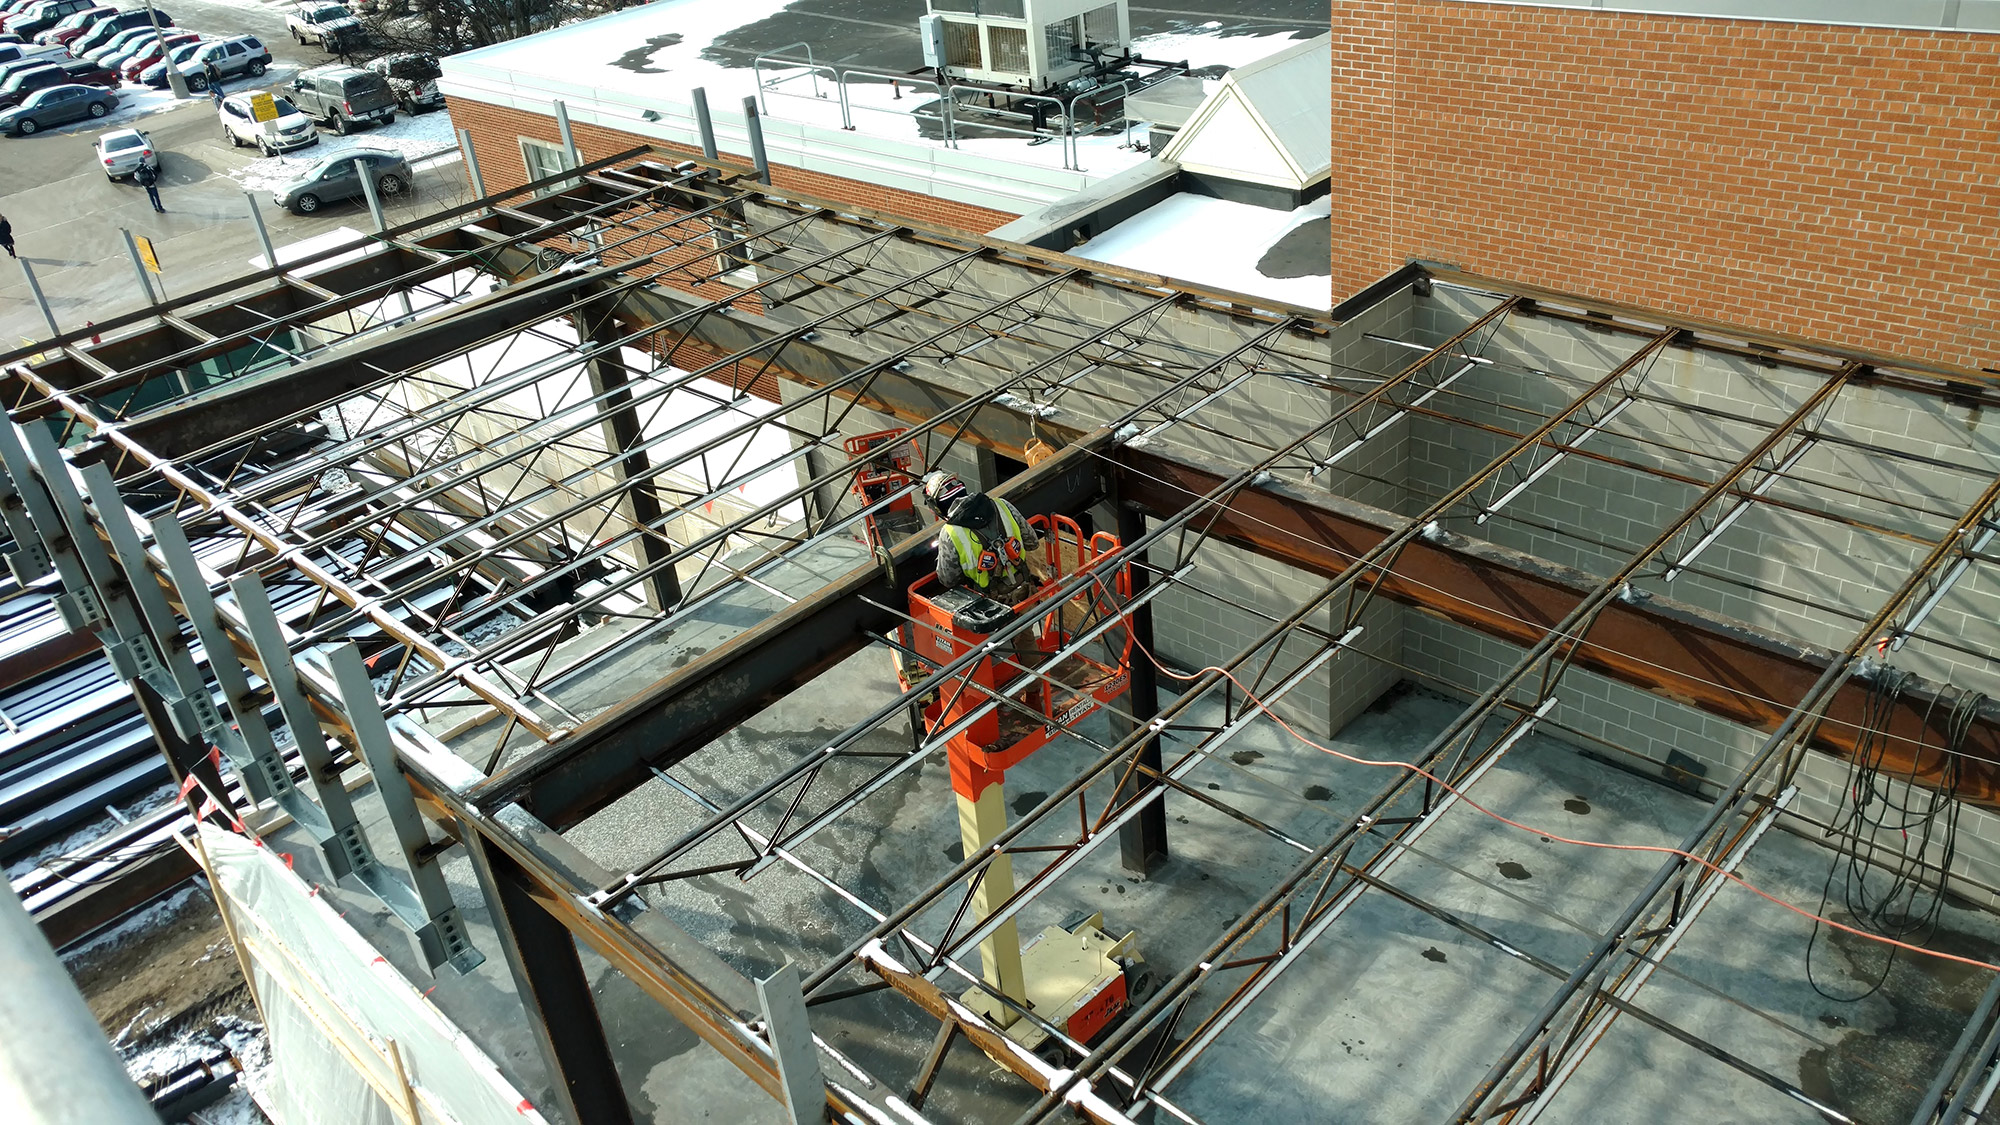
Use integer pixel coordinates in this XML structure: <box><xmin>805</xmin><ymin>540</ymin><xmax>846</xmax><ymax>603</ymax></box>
<box><xmin>520</xmin><ymin>137</ymin><xmax>573</xmax><ymax>195</ymax></box>
<box><xmin>987</xmin><ymin>25</ymin><xmax>1027</xmax><ymax>74</ymax></box>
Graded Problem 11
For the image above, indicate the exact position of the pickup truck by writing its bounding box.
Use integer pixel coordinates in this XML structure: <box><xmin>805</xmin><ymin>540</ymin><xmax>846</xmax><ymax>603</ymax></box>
<box><xmin>364</xmin><ymin>52</ymin><xmax>441</xmax><ymax>114</ymax></box>
<box><xmin>285</xmin><ymin>2</ymin><xmax>358</xmax><ymax>51</ymax></box>
<box><xmin>287</xmin><ymin>64</ymin><xmax>394</xmax><ymax>133</ymax></box>
<box><xmin>0</xmin><ymin>38</ymin><xmax>64</xmax><ymax>67</ymax></box>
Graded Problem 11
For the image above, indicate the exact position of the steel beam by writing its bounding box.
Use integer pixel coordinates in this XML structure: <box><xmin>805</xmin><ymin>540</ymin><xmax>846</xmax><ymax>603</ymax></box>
<box><xmin>1456</xmin><ymin>467</ymin><xmax>2000</xmax><ymax>1121</ymax></box>
<box><xmin>114</xmin><ymin>269</ymin><xmax>610</xmax><ymax>460</ymax></box>
<box><xmin>1113</xmin><ymin>444</ymin><xmax>2000</xmax><ymax>807</ymax></box>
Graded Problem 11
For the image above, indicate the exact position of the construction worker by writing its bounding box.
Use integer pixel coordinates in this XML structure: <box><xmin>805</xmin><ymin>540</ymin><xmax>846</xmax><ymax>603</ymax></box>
<box><xmin>923</xmin><ymin>470</ymin><xmax>1043</xmax><ymax>604</ymax></box>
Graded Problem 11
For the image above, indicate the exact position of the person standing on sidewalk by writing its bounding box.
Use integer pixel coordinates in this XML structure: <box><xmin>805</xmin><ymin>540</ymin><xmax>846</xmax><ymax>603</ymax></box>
<box><xmin>0</xmin><ymin>213</ymin><xmax>14</xmax><ymax>259</ymax></box>
<box><xmin>135</xmin><ymin>162</ymin><xmax>164</xmax><ymax>213</ymax></box>
<box><xmin>202</xmin><ymin>59</ymin><xmax>222</xmax><ymax>94</ymax></box>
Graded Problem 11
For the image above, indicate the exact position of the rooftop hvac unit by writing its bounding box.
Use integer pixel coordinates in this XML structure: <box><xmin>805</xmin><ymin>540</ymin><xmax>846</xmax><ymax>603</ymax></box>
<box><xmin>921</xmin><ymin>0</ymin><xmax>1130</xmax><ymax>91</ymax></box>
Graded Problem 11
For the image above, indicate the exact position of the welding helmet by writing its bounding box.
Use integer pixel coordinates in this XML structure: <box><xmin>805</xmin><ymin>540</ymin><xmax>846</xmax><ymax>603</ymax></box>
<box><xmin>921</xmin><ymin>470</ymin><xmax>969</xmax><ymax>516</ymax></box>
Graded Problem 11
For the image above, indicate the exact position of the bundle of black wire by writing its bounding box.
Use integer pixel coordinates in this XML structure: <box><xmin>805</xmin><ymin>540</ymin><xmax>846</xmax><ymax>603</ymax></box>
<box><xmin>1807</xmin><ymin>670</ymin><xmax>1984</xmax><ymax>1003</ymax></box>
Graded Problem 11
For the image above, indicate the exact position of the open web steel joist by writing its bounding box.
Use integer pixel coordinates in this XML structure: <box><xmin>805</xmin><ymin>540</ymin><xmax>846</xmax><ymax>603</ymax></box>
<box><xmin>6</xmin><ymin>148</ymin><xmax>2000</xmax><ymax>1124</ymax></box>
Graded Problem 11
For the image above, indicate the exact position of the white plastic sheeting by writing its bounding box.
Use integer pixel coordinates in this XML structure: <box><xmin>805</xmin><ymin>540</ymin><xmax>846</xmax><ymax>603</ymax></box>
<box><xmin>202</xmin><ymin>826</ymin><xmax>550</xmax><ymax>1125</ymax></box>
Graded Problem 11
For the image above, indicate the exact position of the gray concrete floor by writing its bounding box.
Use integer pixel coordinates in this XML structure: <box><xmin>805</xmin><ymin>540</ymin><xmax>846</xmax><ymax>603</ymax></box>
<box><xmin>553</xmin><ymin>660</ymin><xmax>2000</xmax><ymax>1124</ymax></box>
<box><xmin>271</xmin><ymin>624</ymin><xmax>2000</xmax><ymax>1125</ymax></box>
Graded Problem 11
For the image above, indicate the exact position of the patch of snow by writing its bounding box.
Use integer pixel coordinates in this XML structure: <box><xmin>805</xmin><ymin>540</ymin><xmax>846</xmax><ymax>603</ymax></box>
<box><xmin>248</xmin><ymin>223</ymin><xmax>375</xmax><ymax>271</ymax></box>
<box><xmin>1128</xmin><ymin>26</ymin><xmax>1307</xmax><ymax>72</ymax></box>
<box><xmin>122</xmin><ymin>1013</ymin><xmax>270</xmax><ymax>1124</ymax></box>
<box><xmin>61</xmin><ymin>884</ymin><xmax>205</xmax><ymax>972</ymax></box>
<box><xmin>1069</xmin><ymin>193</ymin><xmax>1332</xmax><ymax>310</ymax></box>
<box><xmin>226</xmin><ymin>107</ymin><xmax>459</xmax><ymax>193</ymax></box>
<box><xmin>992</xmin><ymin>391</ymin><xmax>1058</xmax><ymax>418</ymax></box>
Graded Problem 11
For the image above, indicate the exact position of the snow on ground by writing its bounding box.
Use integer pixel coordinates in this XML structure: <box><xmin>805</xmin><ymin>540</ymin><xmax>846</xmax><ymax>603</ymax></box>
<box><xmin>248</xmin><ymin>222</ymin><xmax>376</xmax><ymax>270</ymax></box>
<box><xmin>1071</xmin><ymin>193</ymin><xmax>1333</xmax><ymax>309</ymax></box>
<box><xmin>1126</xmin><ymin>23</ymin><xmax>1310</xmax><ymax>72</ymax></box>
<box><xmin>226</xmin><ymin>105</ymin><xmax>458</xmax><ymax>192</ymax></box>
<box><xmin>455</xmin><ymin>0</ymin><xmax>1313</xmax><ymax>177</ymax></box>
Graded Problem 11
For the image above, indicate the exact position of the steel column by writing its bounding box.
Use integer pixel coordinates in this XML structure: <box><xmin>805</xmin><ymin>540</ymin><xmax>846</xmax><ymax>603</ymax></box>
<box><xmin>464</xmin><ymin>834</ymin><xmax>636</xmax><ymax>1125</ymax></box>
<box><xmin>573</xmin><ymin>304</ymin><xmax>683</xmax><ymax>611</ymax></box>
<box><xmin>1114</xmin><ymin>503</ymin><xmax>1167</xmax><ymax>876</ymax></box>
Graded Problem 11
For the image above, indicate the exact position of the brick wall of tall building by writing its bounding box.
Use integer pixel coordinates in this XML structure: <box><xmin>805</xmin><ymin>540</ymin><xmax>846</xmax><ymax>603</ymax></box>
<box><xmin>1329</xmin><ymin>3</ymin><xmax>2000</xmax><ymax>374</ymax></box>
<box><xmin>444</xmin><ymin>98</ymin><xmax>1021</xmax><ymax>235</ymax></box>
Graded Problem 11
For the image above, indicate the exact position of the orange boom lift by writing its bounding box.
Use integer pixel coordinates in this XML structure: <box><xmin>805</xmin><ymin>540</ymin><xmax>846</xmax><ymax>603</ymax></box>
<box><xmin>852</xmin><ymin>432</ymin><xmax>1148</xmax><ymax>1051</ymax></box>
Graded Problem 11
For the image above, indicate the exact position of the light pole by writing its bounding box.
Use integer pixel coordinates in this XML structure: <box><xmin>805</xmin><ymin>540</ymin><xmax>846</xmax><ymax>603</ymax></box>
<box><xmin>139</xmin><ymin>0</ymin><xmax>189</xmax><ymax>99</ymax></box>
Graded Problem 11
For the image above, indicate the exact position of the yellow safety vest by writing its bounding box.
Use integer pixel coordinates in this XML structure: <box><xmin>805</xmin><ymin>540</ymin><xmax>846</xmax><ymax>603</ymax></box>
<box><xmin>941</xmin><ymin>504</ymin><xmax>1026</xmax><ymax>589</ymax></box>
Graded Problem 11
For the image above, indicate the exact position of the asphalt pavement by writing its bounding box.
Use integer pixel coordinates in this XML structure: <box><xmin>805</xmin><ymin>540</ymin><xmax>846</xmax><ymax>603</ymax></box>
<box><xmin>0</xmin><ymin>0</ymin><xmax>470</xmax><ymax>344</ymax></box>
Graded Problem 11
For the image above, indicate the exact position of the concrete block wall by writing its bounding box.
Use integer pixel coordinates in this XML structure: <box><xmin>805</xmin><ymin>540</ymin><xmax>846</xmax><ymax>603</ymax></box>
<box><xmin>1406</xmin><ymin>286</ymin><xmax>2000</xmax><ymax>699</ymax></box>
<box><xmin>1401</xmin><ymin>611</ymin><xmax>2000</xmax><ymax>909</ymax></box>
<box><xmin>1149</xmin><ymin>536</ymin><xmax>1404</xmax><ymax>739</ymax></box>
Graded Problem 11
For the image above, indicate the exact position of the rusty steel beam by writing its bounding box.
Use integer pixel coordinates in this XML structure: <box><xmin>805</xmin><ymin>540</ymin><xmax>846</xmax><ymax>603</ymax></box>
<box><xmin>1115</xmin><ymin>443</ymin><xmax>2000</xmax><ymax>806</ymax></box>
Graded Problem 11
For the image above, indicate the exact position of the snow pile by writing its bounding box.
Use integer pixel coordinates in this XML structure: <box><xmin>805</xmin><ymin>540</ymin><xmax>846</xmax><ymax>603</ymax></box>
<box><xmin>1070</xmin><ymin>193</ymin><xmax>1333</xmax><ymax>310</ymax></box>
<box><xmin>226</xmin><ymin>107</ymin><xmax>459</xmax><ymax>193</ymax></box>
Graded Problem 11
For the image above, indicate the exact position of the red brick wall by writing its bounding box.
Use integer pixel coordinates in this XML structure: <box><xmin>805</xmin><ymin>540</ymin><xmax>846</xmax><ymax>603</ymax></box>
<box><xmin>445</xmin><ymin>98</ymin><xmax>1020</xmax><ymax>234</ymax></box>
<box><xmin>1331</xmin><ymin>3</ymin><xmax>2000</xmax><ymax>373</ymax></box>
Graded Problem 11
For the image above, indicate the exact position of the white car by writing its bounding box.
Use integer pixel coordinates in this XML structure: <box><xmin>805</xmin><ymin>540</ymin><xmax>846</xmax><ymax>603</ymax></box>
<box><xmin>218</xmin><ymin>91</ymin><xmax>316</xmax><ymax>155</ymax></box>
<box><xmin>93</xmin><ymin>126</ymin><xmax>155</xmax><ymax>180</ymax></box>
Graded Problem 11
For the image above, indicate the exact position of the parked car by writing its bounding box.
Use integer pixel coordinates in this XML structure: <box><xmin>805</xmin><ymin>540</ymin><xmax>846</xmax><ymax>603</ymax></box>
<box><xmin>134</xmin><ymin>33</ymin><xmax>194</xmax><ymax>82</ymax></box>
<box><xmin>364</xmin><ymin>52</ymin><xmax>441</xmax><ymax>114</ymax></box>
<box><xmin>286</xmin><ymin>64</ymin><xmax>392</xmax><ymax>133</ymax></box>
<box><xmin>0</xmin><ymin>56</ymin><xmax>46</xmax><ymax>83</ymax></box>
<box><xmin>141</xmin><ymin>32</ymin><xmax>263</xmax><ymax>88</ymax></box>
<box><xmin>189</xmin><ymin>33</ymin><xmax>267</xmax><ymax>84</ymax></box>
<box><xmin>0</xmin><ymin>60</ymin><xmax>63</xmax><ymax>106</ymax></box>
<box><xmin>0</xmin><ymin>35</ymin><xmax>62</xmax><ymax>64</ymax></box>
<box><xmin>285</xmin><ymin>2</ymin><xmax>357</xmax><ymax>50</ymax></box>
<box><xmin>31</xmin><ymin>3</ymin><xmax>110</xmax><ymax>46</ymax></box>
<box><xmin>82</xmin><ymin>24</ymin><xmax>155</xmax><ymax>62</ymax></box>
<box><xmin>96</xmin><ymin>25</ymin><xmax>164</xmax><ymax>68</ymax></box>
<box><xmin>0</xmin><ymin>81</ymin><xmax>115</xmax><ymax>132</ymax></box>
<box><xmin>118</xmin><ymin>28</ymin><xmax>190</xmax><ymax>78</ymax></box>
<box><xmin>272</xmin><ymin>148</ymin><xmax>407</xmax><ymax>213</ymax></box>
<box><xmin>92</xmin><ymin>123</ymin><xmax>152</xmax><ymax>176</ymax></box>
<box><xmin>54</xmin><ymin>55</ymin><xmax>115</xmax><ymax>87</ymax></box>
<box><xmin>5</xmin><ymin>0</ymin><xmax>97</xmax><ymax>39</ymax></box>
<box><xmin>218</xmin><ymin>90</ymin><xmax>315</xmax><ymax>154</ymax></box>
<box><xmin>68</xmin><ymin>7</ymin><xmax>164</xmax><ymax>55</ymax></box>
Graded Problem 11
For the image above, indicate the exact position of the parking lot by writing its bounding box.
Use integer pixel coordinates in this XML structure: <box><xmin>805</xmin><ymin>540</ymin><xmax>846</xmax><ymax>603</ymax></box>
<box><xmin>0</xmin><ymin>0</ymin><xmax>468</xmax><ymax>343</ymax></box>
